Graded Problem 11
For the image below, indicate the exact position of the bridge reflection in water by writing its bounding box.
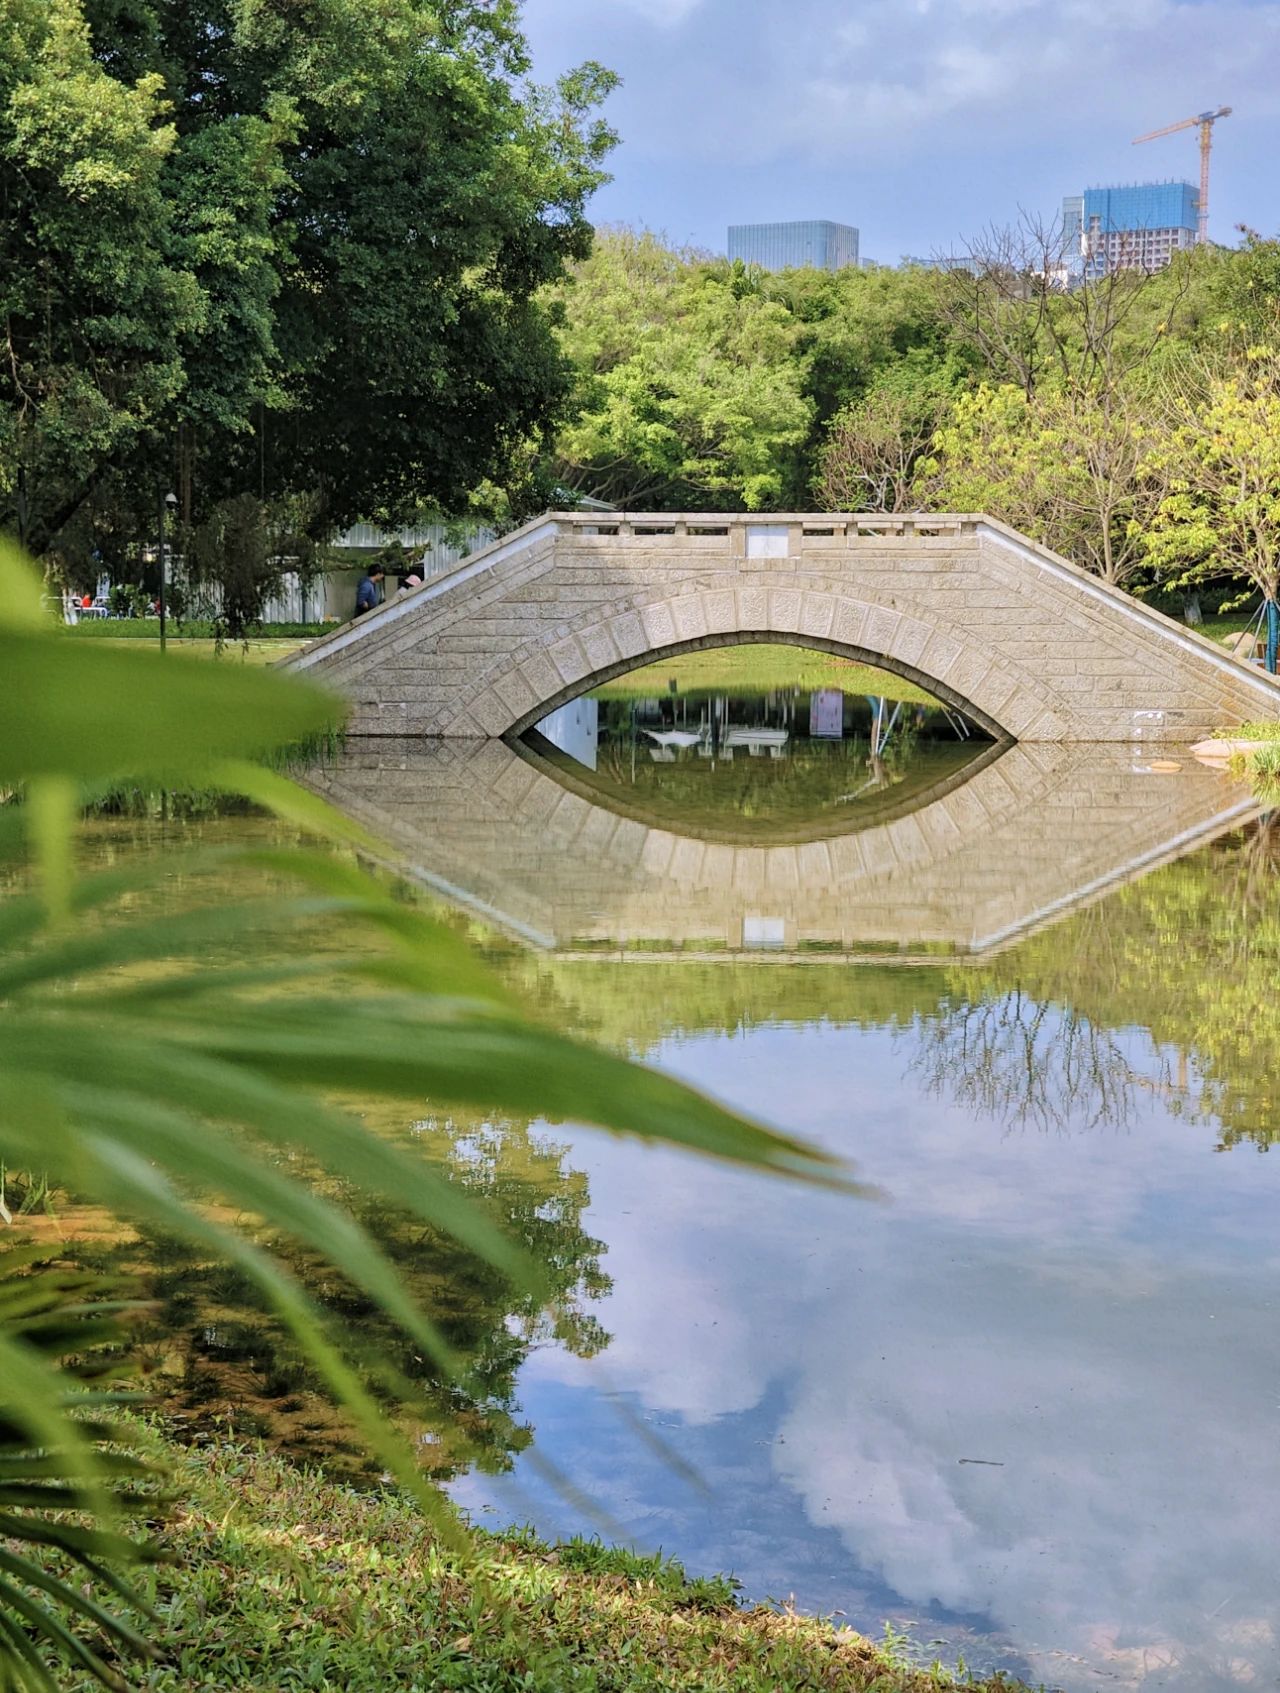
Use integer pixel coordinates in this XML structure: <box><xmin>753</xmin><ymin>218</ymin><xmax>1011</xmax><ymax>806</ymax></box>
<box><xmin>304</xmin><ymin>712</ymin><xmax>1256</xmax><ymax>961</ymax></box>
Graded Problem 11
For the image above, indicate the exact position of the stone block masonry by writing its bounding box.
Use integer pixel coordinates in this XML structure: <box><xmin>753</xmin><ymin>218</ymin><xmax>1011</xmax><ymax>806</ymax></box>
<box><xmin>288</xmin><ymin>514</ymin><xmax>1280</xmax><ymax>743</ymax></box>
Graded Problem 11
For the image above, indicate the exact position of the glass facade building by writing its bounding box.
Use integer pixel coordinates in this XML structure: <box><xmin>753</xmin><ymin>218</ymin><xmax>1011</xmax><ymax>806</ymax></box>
<box><xmin>1061</xmin><ymin>194</ymin><xmax>1084</xmax><ymax>265</ymax></box>
<box><xmin>1078</xmin><ymin>181</ymin><xmax>1199</xmax><ymax>275</ymax></box>
<box><xmin>727</xmin><ymin>220</ymin><xmax>859</xmax><ymax>272</ymax></box>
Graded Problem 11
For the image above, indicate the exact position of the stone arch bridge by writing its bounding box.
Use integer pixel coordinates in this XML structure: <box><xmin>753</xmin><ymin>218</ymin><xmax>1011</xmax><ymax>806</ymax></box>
<box><xmin>290</xmin><ymin>513</ymin><xmax>1280</xmax><ymax>742</ymax></box>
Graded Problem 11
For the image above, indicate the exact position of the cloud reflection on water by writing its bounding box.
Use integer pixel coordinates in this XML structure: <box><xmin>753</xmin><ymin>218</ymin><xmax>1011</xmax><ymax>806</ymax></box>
<box><xmin>454</xmin><ymin>1019</ymin><xmax>1280</xmax><ymax>1692</ymax></box>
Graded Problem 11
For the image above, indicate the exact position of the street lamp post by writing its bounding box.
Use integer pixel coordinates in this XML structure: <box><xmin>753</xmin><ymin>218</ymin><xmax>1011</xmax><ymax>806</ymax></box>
<box><xmin>158</xmin><ymin>489</ymin><xmax>177</xmax><ymax>652</ymax></box>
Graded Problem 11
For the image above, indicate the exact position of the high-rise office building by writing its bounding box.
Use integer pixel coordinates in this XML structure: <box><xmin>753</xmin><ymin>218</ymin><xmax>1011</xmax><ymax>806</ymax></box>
<box><xmin>727</xmin><ymin>220</ymin><xmax>859</xmax><ymax>272</ymax></box>
<box><xmin>1070</xmin><ymin>181</ymin><xmax>1199</xmax><ymax>275</ymax></box>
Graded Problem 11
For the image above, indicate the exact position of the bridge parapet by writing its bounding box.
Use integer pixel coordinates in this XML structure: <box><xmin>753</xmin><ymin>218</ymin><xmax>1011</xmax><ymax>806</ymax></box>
<box><xmin>289</xmin><ymin>512</ymin><xmax>1280</xmax><ymax>743</ymax></box>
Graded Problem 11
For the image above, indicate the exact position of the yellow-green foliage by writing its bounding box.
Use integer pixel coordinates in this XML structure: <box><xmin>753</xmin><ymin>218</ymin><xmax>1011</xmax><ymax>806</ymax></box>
<box><xmin>1141</xmin><ymin>347</ymin><xmax>1280</xmax><ymax>602</ymax></box>
<box><xmin>1218</xmin><ymin>721</ymin><xmax>1280</xmax><ymax>742</ymax></box>
<box><xmin>917</xmin><ymin>380</ymin><xmax>1159</xmax><ymax>586</ymax></box>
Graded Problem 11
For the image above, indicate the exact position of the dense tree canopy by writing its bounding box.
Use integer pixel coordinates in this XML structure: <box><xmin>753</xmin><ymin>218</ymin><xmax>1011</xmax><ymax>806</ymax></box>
<box><xmin>551</xmin><ymin>230</ymin><xmax>813</xmax><ymax>510</ymax></box>
<box><xmin>1</xmin><ymin>0</ymin><xmax>616</xmax><ymax>567</ymax></box>
<box><xmin>543</xmin><ymin>225</ymin><xmax>1280</xmax><ymax>612</ymax></box>
<box><xmin>0</xmin><ymin>0</ymin><xmax>197</xmax><ymax>552</ymax></box>
<box><xmin>549</xmin><ymin>231</ymin><xmax>965</xmax><ymax>511</ymax></box>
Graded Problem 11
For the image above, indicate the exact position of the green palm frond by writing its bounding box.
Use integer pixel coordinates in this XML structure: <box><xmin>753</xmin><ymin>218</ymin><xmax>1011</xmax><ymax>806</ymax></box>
<box><xmin>0</xmin><ymin>1249</ymin><xmax>158</xmax><ymax>1693</ymax></box>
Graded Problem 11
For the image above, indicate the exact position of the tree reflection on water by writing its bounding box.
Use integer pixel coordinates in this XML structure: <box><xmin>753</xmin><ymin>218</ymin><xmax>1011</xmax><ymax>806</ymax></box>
<box><xmin>910</xmin><ymin>989</ymin><xmax>1153</xmax><ymax>1136</ymax></box>
<box><xmin>912</xmin><ymin>819</ymin><xmax>1280</xmax><ymax>1149</ymax></box>
<box><xmin>39</xmin><ymin>1115</ymin><xmax>610</xmax><ymax>1485</ymax></box>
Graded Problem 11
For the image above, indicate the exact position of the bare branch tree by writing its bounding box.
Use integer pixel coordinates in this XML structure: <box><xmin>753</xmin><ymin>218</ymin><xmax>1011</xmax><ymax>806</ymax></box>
<box><xmin>813</xmin><ymin>386</ymin><xmax>939</xmax><ymax>512</ymax></box>
<box><xmin>935</xmin><ymin>209</ymin><xmax>1194</xmax><ymax>399</ymax></box>
<box><xmin>909</xmin><ymin>988</ymin><xmax>1153</xmax><ymax>1135</ymax></box>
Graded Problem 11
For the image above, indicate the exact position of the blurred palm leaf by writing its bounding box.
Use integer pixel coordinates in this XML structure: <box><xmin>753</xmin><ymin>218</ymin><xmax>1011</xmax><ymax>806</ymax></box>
<box><xmin>0</xmin><ymin>1248</ymin><xmax>158</xmax><ymax>1693</ymax></box>
<box><xmin>0</xmin><ymin>537</ymin><xmax>849</xmax><ymax>1685</ymax></box>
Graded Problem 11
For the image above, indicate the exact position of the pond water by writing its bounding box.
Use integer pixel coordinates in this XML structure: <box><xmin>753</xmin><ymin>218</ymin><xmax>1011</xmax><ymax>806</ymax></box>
<box><xmin>28</xmin><ymin>674</ymin><xmax>1280</xmax><ymax>1693</ymax></box>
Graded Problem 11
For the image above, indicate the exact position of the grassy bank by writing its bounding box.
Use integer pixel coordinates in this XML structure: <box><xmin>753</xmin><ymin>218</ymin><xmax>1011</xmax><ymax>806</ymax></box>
<box><xmin>1209</xmin><ymin>721</ymin><xmax>1280</xmax><ymax>800</ymax></box>
<box><xmin>66</xmin><ymin>633</ymin><xmax>304</xmax><ymax>663</ymax></box>
<box><xmin>1197</xmin><ymin>613</ymin><xmax>1254</xmax><ymax>644</ymax></box>
<box><xmin>591</xmin><ymin>644</ymin><xmax>939</xmax><ymax>706</ymax></box>
<box><xmin>62</xmin><ymin>618</ymin><xmax>327</xmax><ymax>640</ymax></box>
<box><xmin>65</xmin><ymin>1430</ymin><xmax>1019</xmax><ymax>1692</ymax></box>
<box><xmin>1214</xmin><ymin>720</ymin><xmax>1280</xmax><ymax>742</ymax></box>
<box><xmin>62</xmin><ymin>620</ymin><xmax>317</xmax><ymax>664</ymax></box>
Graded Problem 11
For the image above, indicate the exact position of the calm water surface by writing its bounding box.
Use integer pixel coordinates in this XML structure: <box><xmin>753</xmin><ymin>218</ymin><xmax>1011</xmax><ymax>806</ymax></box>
<box><xmin>50</xmin><ymin>688</ymin><xmax>1280</xmax><ymax>1692</ymax></box>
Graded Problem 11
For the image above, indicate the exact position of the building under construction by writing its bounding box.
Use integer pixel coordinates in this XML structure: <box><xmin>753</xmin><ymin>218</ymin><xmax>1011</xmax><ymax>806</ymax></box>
<box><xmin>1062</xmin><ymin>181</ymin><xmax>1200</xmax><ymax>276</ymax></box>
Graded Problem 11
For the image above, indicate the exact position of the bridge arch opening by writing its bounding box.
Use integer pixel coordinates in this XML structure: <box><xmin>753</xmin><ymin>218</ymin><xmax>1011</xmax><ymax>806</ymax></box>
<box><xmin>502</xmin><ymin>631</ymin><xmax>1015</xmax><ymax>745</ymax></box>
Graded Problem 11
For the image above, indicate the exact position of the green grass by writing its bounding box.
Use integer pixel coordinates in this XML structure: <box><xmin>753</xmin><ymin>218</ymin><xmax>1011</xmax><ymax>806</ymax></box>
<box><xmin>69</xmin><ymin>633</ymin><xmax>304</xmax><ymax>664</ymax></box>
<box><xmin>63</xmin><ymin>618</ymin><xmax>330</xmax><ymax>640</ymax></box>
<box><xmin>1204</xmin><ymin>723</ymin><xmax>1280</xmax><ymax>800</ymax></box>
<box><xmin>1197</xmin><ymin>614</ymin><xmax>1255</xmax><ymax>644</ymax></box>
<box><xmin>1225</xmin><ymin>742</ymin><xmax>1280</xmax><ymax>801</ymax></box>
<box><xmin>62</xmin><ymin>620</ymin><xmax>318</xmax><ymax>662</ymax></box>
<box><xmin>61</xmin><ymin>1427</ymin><xmax>1021</xmax><ymax>1692</ymax></box>
<box><xmin>591</xmin><ymin>644</ymin><xmax>939</xmax><ymax>705</ymax></box>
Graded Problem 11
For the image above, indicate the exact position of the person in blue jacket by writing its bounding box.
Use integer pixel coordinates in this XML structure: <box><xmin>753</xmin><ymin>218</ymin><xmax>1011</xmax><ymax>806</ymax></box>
<box><xmin>354</xmin><ymin>567</ymin><xmax>384</xmax><ymax>616</ymax></box>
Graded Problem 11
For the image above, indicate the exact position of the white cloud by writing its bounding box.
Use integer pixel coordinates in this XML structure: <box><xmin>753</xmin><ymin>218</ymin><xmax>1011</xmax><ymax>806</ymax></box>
<box><xmin>520</xmin><ymin>0</ymin><xmax>1280</xmax><ymax>250</ymax></box>
<box><xmin>576</xmin><ymin>0</ymin><xmax>1280</xmax><ymax>165</ymax></box>
<box><xmin>606</xmin><ymin>0</ymin><xmax>707</xmax><ymax>24</ymax></box>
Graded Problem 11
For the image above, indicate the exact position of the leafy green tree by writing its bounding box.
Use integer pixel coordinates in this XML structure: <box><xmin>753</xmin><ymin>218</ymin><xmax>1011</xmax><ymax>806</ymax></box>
<box><xmin>551</xmin><ymin>235</ymin><xmax>971</xmax><ymax>510</ymax></box>
<box><xmin>553</xmin><ymin>229</ymin><xmax>813</xmax><ymax>509</ymax></box>
<box><xmin>1210</xmin><ymin>231</ymin><xmax>1280</xmax><ymax>337</ymax></box>
<box><xmin>814</xmin><ymin>358</ymin><xmax>958</xmax><ymax>512</ymax></box>
<box><xmin>778</xmin><ymin>263</ymin><xmax>964</xmax><ymax>502</ymax></box>
<box><xmin>1142</xmin><ymin>345</ymin><xmax>1280</xmax><ymax>609</ymax></box>
<box><xmin>264</xmin><ymin>30</ymin><xmax>618</xmax><ymax>526</ymax></box>
<box><xmin>3</xmin><ymin>0</ymin><xmax>618</xmax><ymax>566</ymax></box>
<box><xmin>182</xmin><ymin>492</ymin><xmax>325</xmax><ymax>639</ymax></box>
<box><xmin>0</xmin><ymin>0</ymin><xmax>199</xmax><ymax>554</ymax></box>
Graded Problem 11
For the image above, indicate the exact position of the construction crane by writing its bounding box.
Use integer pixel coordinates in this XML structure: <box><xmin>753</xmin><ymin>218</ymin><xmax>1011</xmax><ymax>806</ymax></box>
<box><xmin>1132</xmin><ymin>107</ymin><xmax>1232</xmax><ymax>244</ymax></box>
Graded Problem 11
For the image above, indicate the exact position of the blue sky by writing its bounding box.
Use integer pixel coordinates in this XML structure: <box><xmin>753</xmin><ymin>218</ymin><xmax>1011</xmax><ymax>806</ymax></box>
<box><xmin>522</xmin><ymin>0</ymin><xmax>1280</xmax><ymax>262</ymax></box>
